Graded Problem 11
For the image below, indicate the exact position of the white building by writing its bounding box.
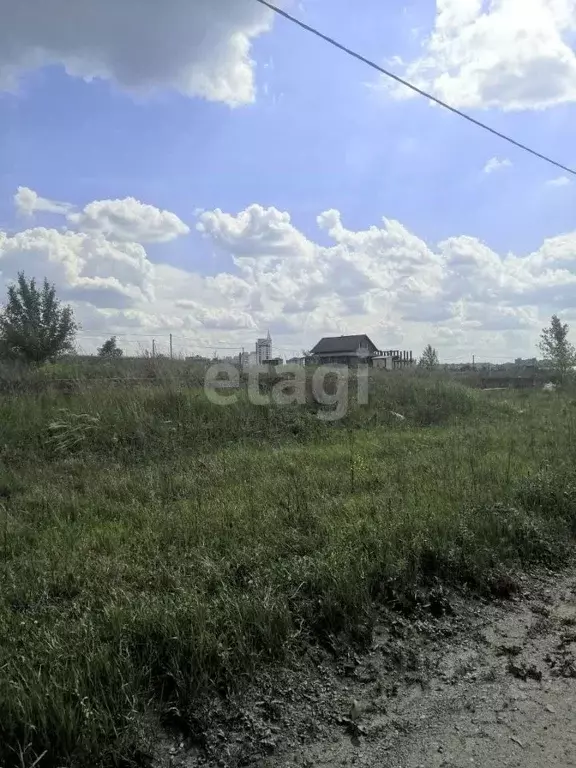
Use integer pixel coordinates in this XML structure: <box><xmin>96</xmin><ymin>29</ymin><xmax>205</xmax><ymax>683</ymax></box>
<box><xmin>255</xmin><ymin>331</ymin><xmax>272</xmax><ymax>364</ymax></box>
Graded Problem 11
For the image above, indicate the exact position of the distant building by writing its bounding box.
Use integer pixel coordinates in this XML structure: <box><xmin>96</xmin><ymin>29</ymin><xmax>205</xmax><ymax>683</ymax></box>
<box><xmin>287</xmin><ymin>356</ymin><xmax>306</xmax><ymax>366</ymax></box>
<box><xmin>308</xmin><ymin>335</ymin><xmax>414</xmax><ymax>368</ymax></box>
<box><xmin>256</xmin><ymin>331</ymin><xmax>272</xmax><ymax>364</ymax></box>
<box><xmin>308</xmin><ymin>335</ymin><xmax>379</xmax><ymax>366</ymax></box>
<box><xmin>514</xmin><ymin>357</ymin><xmax>538</xmax><ymax>368</ymax></box>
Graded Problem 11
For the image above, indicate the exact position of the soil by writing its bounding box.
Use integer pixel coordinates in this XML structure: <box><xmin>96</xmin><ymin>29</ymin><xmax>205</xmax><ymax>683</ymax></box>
<box><xmin>151</xmin><ymin>568</ymin><xmax>576</xmax><ymax>768</ymax></box>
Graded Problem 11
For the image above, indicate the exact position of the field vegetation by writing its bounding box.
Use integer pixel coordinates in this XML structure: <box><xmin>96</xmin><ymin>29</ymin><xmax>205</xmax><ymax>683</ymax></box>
<box><xmin>1</xmin><ymin>364</ymin><xmax>576</xmax><ymax>766</ymax></box>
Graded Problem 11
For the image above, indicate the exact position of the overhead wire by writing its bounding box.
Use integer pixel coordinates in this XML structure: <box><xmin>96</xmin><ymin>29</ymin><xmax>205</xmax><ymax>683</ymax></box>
<box><xmin>80</xmin><ymin>0</ymin><xmax>566</xmax><ymax>363</ymax></box>
<box><xmin>254</xmin><ymin>0</ymin><xmax>576</xmax><ymax>177</ymax></box>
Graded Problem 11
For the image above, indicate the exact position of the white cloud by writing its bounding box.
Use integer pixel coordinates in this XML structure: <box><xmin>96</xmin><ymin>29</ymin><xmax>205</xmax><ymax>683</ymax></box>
<box><xmin>197</xmin><ymin>204</ymin><xmax>314</xmax><ymax>258</ymax></box>
<box><xmin>14</xmin><ymin>186</ymin><xmax>73</xmax><ymax>216</ymax></box>
<box><xmin>175</xmin><ymin>300</ymin><xmax>257</xmax><ymax>330</ymax></box>
<box><xmin>0</xmin><ymin>227</ymin><xmax>155</xmax><ymax>308</ymax></box>
<box><xmin>15</xmin><ymin>188</ymin><xmax>191</xmax><ymax>243</ymax></box>
<box><xmin>5</xmin><ymin>195</ymin><xmax>576</xmax><ymax>360</ymax></box>
<box><xmin>0</xmin><ymin>0</ymin><xmax>274</xmax><ymax>106</ymax></box>
<box><xmin>459</xmin><ymin>302</ymin><xmax>539</xmax><ymax>331</ymax></box>
<box><xmin>68</xmin><ymin>197</ymin><xmax>190</xmax><ymax>243</ymax></box>
<box><xmin>483</xmin><ymin>157</ymin><xmax>512</xmax><ymax>174</ymax></box>
<box><xmin>546</xmin><ymin>175</ymin><xmax>572</xmax><ymax>187</ymax></box>
<box><xmin>188</xmin><ymin>203</ymin><xmax>576</xmax><ymax>356</ymax></box>
<box><xmin>391</xmin><ymin>0</ymin><xmax>576</xmax><ymax>111</ymax></box>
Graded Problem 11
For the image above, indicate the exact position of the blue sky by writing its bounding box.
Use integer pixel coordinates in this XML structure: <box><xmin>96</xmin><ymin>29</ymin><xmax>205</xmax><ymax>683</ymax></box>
<box><xmin>1</xmin><ymin>0</ymin><xmax>576</xmax><ymax>360</ymax></box>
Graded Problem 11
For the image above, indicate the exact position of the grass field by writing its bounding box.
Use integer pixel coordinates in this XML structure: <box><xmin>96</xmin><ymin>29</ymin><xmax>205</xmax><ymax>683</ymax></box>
<box><xmin>1</xmin><ymin>371</ymin><xmax>576</xmax><ymax>766</ymax></box>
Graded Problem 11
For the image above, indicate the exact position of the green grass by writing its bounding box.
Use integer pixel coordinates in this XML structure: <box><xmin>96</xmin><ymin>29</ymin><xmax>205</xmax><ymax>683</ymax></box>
<box><xmin>1</xmin><ymin>373</ymin><xmax>576</xmax><ymax>766</ymax></box>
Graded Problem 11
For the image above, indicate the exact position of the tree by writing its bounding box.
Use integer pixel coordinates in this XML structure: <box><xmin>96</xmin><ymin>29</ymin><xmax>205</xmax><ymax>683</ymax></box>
<box><xmin>0</xmin><ymin>272</ymin><xmax>77</xmax><ymax>364</ymax></box>
<box><xmin>98</xmin><ymin>336</ymin><xmax>123</xmax><ymax>359</ymax></box>
<box><xmin>419</xmin><ymin>344</ymin><xmax>439</xmax><ymax>369</ymax></box>
<box><xmin>539</xmin><ymin>314</ymin><xmax>576</xmax><ymax>380</ymax></box>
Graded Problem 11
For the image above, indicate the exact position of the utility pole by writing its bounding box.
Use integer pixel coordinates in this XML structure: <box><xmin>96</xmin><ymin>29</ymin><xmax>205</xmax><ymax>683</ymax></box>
<box><xmin>152</xmin><ymin>339</ymin><xmax>156</xmax><ymax>358</ymax></box>
<box><xmin>169</xmin><ymin>333</ymin><xmax>173</xmax><ymax>360</ymax></box>
<box><xmin>472</xmin><ymin>354</ymin><xmax>475</xmax><ymax>370</ymax></box>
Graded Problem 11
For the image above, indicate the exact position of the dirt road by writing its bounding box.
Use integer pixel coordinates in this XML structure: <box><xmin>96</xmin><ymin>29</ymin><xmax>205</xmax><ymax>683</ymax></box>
<box><xmin>155</xmin><ymin>569</ymin><xmax>576</xmax><ymax>767</ymax></box>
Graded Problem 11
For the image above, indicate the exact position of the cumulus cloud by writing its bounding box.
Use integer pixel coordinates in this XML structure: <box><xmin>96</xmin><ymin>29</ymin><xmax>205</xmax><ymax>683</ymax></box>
<box><xmin>14</xmin><ymin>188</ymin><xmax>191</xmax><ymax>243</ymax></box>
<box><xmin>483</xmin><ymin>157</ymin><xmax>512</xmax><ymax>174</ymax></box>
<box><xmin>14</xmin><ymin>186</ymin><xmax>73</xmax><ymax>216</ymax></box>
<box><xmin>0</xmin><ymin>227</ymin><xmax>155</xmax><ymax>308</ymax></box>
<box><xmin>390</xmin><ymin>0</ymin><xmax>576</xmax><ymax>111</ymax></box>
<box><xmin>459</xmin><ymin>303</ymin><xmax>540</xmax><ymax>331</ymax></box>
<box><xmin>189</xmin><ymin>203</ymin><xmax>576</xmax><ymax>355</ymax></box>
<box><xmin>197</xmin><ymin>204</ymin><xmax>314</xmax><ymax>258</ymax></box>
<box><xmin>68</xmin><ymin>197</ymin><xmax>190</xmax><ymax>243</ymax></box>
<box><xmin>5</xmin><ymin>194</ymin><xmax>576</xmax><ymax>360</ymax></box>
<box><xmin>546</xmin><ymin>175</ymin><xmax>572</xmax><ymax>187</ymax></box>
<box><xmin>0</xmin><ymin>0</ymin><xmax>273</xmax><ymax>105</ymax></box>
<box><xmin>175</xmin><ymin>301</ymin><xmax>258</xmax><ymax>330</ymax></box>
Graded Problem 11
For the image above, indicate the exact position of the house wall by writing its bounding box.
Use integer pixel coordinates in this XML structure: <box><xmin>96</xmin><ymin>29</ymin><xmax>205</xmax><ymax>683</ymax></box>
<box><xmin>373</xmin><ymin>356</ymin><xmax>393</xmax><ymax>370</ymax></box>
<box><xmin>315</xmin><ymin>354</ymin><xmax>372</xmax><ymax>367</ymax></box>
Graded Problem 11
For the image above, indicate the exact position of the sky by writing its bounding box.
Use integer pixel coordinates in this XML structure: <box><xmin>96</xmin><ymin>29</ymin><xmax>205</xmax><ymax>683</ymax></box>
<box><xmin>0</xmin><ymin>0</ymin><xmax>576</xmax><ymax>362</ymax></box>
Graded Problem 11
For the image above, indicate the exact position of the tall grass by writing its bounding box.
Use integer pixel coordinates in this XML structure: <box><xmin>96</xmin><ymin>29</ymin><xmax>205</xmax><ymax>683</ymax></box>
<box><xmin>0</xmin><ymin>373</ymin><xmax>575</xmax><ymax>766</ymax></box>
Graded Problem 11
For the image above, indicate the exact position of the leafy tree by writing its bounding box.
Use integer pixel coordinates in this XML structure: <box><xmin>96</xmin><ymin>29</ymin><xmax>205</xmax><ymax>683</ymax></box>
<box><xmin>539</xmin><ymin>314</ymin><xmax>576</xmax><ymax>379</ymax></box>
<box><xmin>419</xmin><ymin>344</ymin><xmax>439</xmax><ymax>369</ymax></box>
<box><xmin>97</xmin><ymin>336</ymin><xmax>123</xmax><ymax>359</ymax></box>
<box><xmin>0</xmin><ymin>272</ymin><xmax>77</xmax><ymax>364</ymax></box>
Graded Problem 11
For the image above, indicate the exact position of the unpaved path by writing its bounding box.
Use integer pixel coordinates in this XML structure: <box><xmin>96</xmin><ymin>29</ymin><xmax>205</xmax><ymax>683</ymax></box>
<box><xmin>275</xmin><ymin>572</ymin><xmax>576</xmax><ymax>768</ymax></box>
<box><xmin>154</xmin><ymin>569</ymin><xmax>576</xmax><ymax>767</ymax></box>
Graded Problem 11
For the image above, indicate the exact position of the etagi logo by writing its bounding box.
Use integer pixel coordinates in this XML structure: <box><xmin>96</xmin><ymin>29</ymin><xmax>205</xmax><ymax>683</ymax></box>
<box><xmin>204</xmin><ymin>353</ymin><xmax>370</xmax><ymax>422</ymax></box>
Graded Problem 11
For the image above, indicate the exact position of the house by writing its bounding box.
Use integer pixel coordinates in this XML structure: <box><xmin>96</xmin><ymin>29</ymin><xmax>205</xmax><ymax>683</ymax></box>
<box><xmin>307</xmin><ymin>337</ymin><xmax>415</xmax><ymax>368</ymax></box>
<box><xmin>308</xmin><ymin>334</ymin><xmax>381</xmax><ymax>366</ymax></box>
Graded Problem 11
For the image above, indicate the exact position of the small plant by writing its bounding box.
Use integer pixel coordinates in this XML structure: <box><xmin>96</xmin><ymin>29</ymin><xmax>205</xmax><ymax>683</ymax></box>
<box><xmin>47</xmin><ymin>409</ymin><xmax>101</xmax><ymax>454</ymax></box>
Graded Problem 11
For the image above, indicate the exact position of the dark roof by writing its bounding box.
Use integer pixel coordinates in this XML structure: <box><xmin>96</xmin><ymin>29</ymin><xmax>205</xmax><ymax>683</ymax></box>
<box><xmin>310</xmin><ymin>335</ymin><xmax>379</xmax><ymax>355</ymax></box>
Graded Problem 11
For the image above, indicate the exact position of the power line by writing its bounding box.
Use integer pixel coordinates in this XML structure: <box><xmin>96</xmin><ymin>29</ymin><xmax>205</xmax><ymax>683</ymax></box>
<box><xmin>255</xmin><ymin>0</ymin><xmax>576</xmax><ymax>178</ymax></box>
<box><xmin>76</xmin><ymin>334</ymin><xmax>248</xmax><ymax>352</ymax></box>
